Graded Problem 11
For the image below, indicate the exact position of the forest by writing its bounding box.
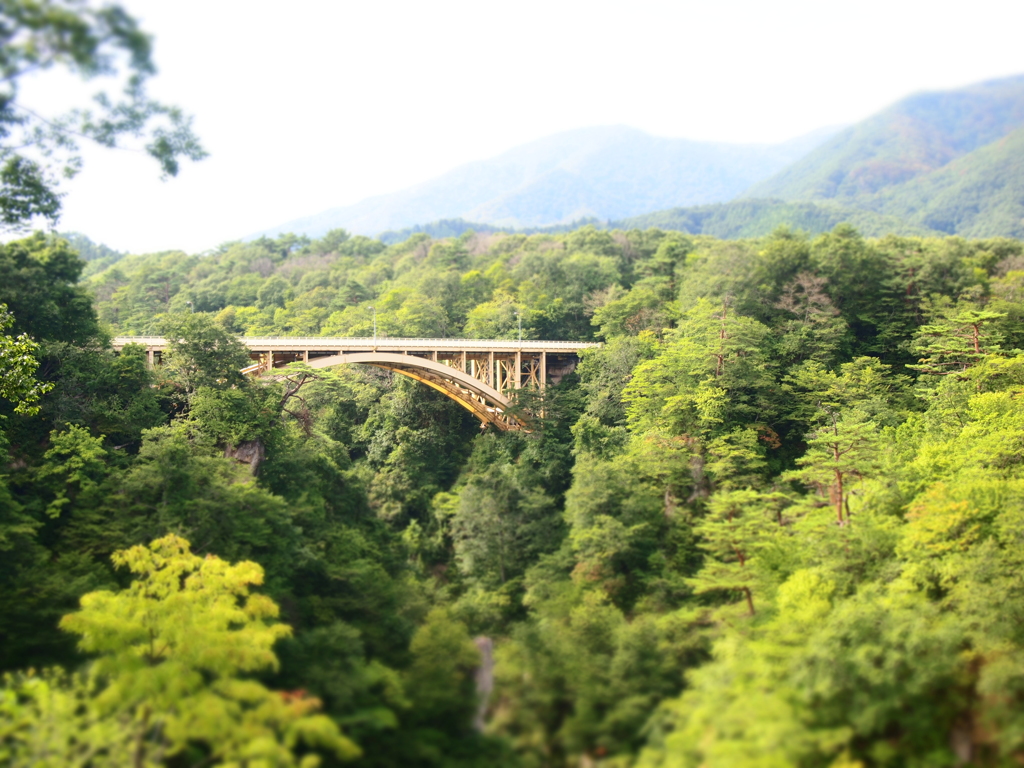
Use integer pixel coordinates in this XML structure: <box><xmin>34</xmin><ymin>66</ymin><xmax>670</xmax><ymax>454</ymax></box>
<box><xmin>4</xmin><ymin>221</ymin><xmax>1024</xmax><ymax>767</ymax></box>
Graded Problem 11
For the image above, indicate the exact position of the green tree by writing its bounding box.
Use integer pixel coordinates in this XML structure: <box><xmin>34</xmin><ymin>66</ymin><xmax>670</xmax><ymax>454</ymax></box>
<box><xmin>102</xmin><ymin>425</ymin><xmax>300</xmax><ymax>583</ymax></box>
<box><xmin>688</xmin><ymin>489</ymin><xmax>788</xmax><ymax>616</ymax></box>
<box><xmin>0</xmin><ymin>303</ymin><xmax>53</xmax><ymax>415</ymax></box>
<box><xmin>0</xmin><ymin>0</ymin><xmax>205</xmax><ymax>228</ymax></box>
<box><xmin>257</xmin><ymin>275</ymin><xmax>293</xmax><ymax>310</ymax></box>
<box><xmin>403</xmin><ymin>607</ymin><xmax>481</xmax><ymax>726</ymax></box>
<box><xmin>35</xmin><ymin>425</ymin><xmax>108</xmax><ymax>519</ymax></box>
<box><xmin>783</xmin><ymin>356</ymin><xmax>912</xmax><ymax>432</ymax></box>
<box><xmin>161</xmin><ymin>313</ymin><xmax>252</xmax><ymax>397</ymax></box>
<box><xmin>785</xmin><ymin>408</ymin><xmax>882</xmax><ymax>525</ymax></box>
<box><xmin>13</xmin><ymin>534</ymin><xmax>359</xmax><ymax>767</ymax></box>
<box><xmin>0</xmin><ymin>235</ymin><xmax>100</xmax><ymax>343</ymax></box>
<box><xmin>41</xmin><ymin>342</ymin><xmax>164</xmax><ymax>447</ymax></box>
<box><xmin>623</xmin><ymin>300</ymin><xmax>773</xmax><ymax>439</ymax></box>
<box><xmin>773</xmin><ymin>272</ymin><xmax>848</xmax><ymax>366</ymax></box>
<box><xmin>448</xmin><ymin>463</ymin><xmax>558</xmax><ymax>587</ymax></box>
<box><xmin>909</xmin><ymin>305</ymin><xmax>1007</xmax><ymax>378</ymax></box>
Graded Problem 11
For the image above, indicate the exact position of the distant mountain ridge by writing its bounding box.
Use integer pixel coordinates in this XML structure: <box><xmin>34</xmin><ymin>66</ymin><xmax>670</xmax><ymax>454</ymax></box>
<box><xmin>254</xmin><ymin>125</ymin><xmax>840</xmax><ymax>239</ymax></box>
<box><xmin>374</xmin><ymin>200</ymin><xmax>941</xmax><ymax>246</ymax></box>
<box><xmin>257</xmin><ymin>74</ymin><xmax>1024</xmax><ymax>244</ymax></box>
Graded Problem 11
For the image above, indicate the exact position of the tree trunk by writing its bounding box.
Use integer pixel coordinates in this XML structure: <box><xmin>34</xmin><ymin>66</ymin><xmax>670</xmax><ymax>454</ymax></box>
<box><xmin>834</xmin><ymin>466</ymin><xmax>844</xmax><ymax>524</ymax></box>
<box><xmin>743</xmin><ymin>586</ymin><xmax>755</xmax><ymax>616</ymax></box>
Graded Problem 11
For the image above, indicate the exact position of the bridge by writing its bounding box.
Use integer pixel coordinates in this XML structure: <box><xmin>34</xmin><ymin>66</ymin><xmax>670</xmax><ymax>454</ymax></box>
<box><xmin>111</xmin><ymin>336</ymin><xmax>601</xmax><ymax>430</ymax></box>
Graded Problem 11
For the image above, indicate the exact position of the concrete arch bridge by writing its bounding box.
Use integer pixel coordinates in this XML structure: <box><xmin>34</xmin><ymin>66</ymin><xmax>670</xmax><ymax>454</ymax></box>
<box><xmin>112</xmin><ymin>336</ymin><xmax>601</xmax><ymax>430</ymax></box>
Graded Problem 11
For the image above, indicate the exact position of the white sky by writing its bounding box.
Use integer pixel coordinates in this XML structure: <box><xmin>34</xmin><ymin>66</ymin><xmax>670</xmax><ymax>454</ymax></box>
<box><xmin>18</xmin><ymin>0</ymin><xmax>1024</xmax><ymax>254</ymax></box>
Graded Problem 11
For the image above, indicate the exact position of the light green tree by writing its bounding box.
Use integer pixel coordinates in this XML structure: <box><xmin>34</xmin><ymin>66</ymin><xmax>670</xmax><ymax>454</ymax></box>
<box><xmin>0</xmin><ymin>303</ymin><xmax>53</xmax><ymax>415</ymax></box>
<box><xmin>32</xmin><ymin>534</ymin><xmax>360</xmax><ymax>767</ymax></box>
<box><xmin>35</xmin><ymin>425</ymin><xmax>108</xmax><ymax>519</ymax></box>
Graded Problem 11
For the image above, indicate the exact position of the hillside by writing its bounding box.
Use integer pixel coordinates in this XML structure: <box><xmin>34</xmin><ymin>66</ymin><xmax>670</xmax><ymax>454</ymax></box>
<box><xmin>373</xmin><ymin>202</ymin><xmax>938</xmax><ymax>245</ymax></box>
<box><xmin>746</xmin><ymin>74</ymin><xmax>1024</xmax><ymax>202</ymax></box>
<box><xmin>254</xmin><ymin>125</ymin><xmax>838</xmax><ymax>239</ymax></box>
<box><xmin>615</xmin><ymin>199</ymin><xmax>940</xmax><ymax>238</ymax></box>
<box><xmin>734</xmin><ymin>74</ymin><xmax>1024</xmax><ymax>239</ymax></box>
<box><xmin>11</xmin><ymin>223</ymin><xmax>1024</xmax><ymax>766</ymax></box>
<box><xmin>858</xmin><ymin>125</ymin><xmax>1024</xmax><ymax>237</ymax></box>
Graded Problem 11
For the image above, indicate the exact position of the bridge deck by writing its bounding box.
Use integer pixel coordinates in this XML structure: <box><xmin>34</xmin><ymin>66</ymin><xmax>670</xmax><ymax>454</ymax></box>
<box><xmin>111</xmin><ymin>336</ymin><xmax>601</xmax><ymax>353</ymax></box>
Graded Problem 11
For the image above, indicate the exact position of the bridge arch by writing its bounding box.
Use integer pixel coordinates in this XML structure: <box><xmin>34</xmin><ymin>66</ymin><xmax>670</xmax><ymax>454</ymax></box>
<box><xmin>303</xmin><ymin>352</ymin><xmax>524</xmax><ymax>430</ymax></box>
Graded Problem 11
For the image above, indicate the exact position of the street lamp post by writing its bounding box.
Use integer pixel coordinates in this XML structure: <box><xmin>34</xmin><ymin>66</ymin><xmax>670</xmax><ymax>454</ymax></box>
<box><xmin>516</xmin><ymin>311</ymin><xmax>522</xmax><ymax>342</ymax></box>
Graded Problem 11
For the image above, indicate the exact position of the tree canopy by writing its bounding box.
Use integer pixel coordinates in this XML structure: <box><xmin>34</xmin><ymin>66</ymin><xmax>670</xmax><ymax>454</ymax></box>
<box><xmin>4</xmin><ymin>223</ymin><xmax>1024</xmax><ymax>765</ymax></box>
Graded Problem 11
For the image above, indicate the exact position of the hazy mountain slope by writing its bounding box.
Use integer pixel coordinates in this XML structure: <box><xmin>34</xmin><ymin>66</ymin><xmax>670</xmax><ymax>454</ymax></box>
<box><xmin>616</xmin><ymin>199</ymin><xmax>939</xmax><ymax>239</ymax></box>
<box><xmin>861</xmin><ymin>126</ymin><xmax>1024</xmax><ymax>237</ymax></box>
<box><xmin>256</xmin><ymin>125</ymin><xmax>838</xmax><ymax>239</ymax></box>
<box><xmin>373</xmin><ymin>200</ymin><xmax>937</xmax><ymax>245</ymax></box>
<box><xmin>745</xmin><ymin>74</ymin><xmax>1024</xmax><ymax>202</ymax></box>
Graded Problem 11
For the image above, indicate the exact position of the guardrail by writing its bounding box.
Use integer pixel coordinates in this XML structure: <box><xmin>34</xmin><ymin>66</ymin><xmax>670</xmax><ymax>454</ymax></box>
<box><xmin>112</xmin><ymin>336</ymin><xmax>602</xmax><ymax>351</ymax></box>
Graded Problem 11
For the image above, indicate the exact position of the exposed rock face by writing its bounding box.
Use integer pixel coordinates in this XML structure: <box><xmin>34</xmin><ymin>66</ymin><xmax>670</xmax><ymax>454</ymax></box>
<box><xmin>473</xmin><ymin>636</ymin><xmax>494</xmax><ymax>732</ymax></box>
<box><xmin>224</xmin><ymin>440</ymin><xmax>264</xmax><ymax>474</ymax></box>
<box><xmin>547</xmin><ymin>355</ymin><xmax>580</xmax><ymax>386</ymax></box>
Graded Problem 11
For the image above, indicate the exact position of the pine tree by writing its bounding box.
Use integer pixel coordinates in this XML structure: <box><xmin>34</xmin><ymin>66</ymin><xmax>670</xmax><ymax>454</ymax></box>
<box><xmin>909</xmin><ymin>307</ymin><xmax>1006</xmax><ymax>378</ymax></box>
<box><xmin>688</xmin><ymin>489</ymin><xmax>788</xmax><ymax>615</ymax></box>
<box><xmin>785</xmin><ymin>408</ymin><xmax>881</xmax><ymax>525</ymax></box>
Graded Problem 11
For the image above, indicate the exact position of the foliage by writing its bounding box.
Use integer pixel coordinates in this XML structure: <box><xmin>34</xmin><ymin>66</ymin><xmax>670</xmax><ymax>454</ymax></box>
<box><xmin>0</xmin><ymin>0</ymin><xmax>205</xmax><ymax>228</ymax></box>
<box><xmin>0</xmin><ymin>303</ymin><xmax>53</xmax><ymax>415</ymax></box>
<box><xmin>0</xmin><ymin>534</ymin><xmax>358</xmax><ymax>766</ymax></box>
<box><xmin>7</xmin><ymin>220</ymin><xmax>1024</xmax><ymax>767</ymax></box>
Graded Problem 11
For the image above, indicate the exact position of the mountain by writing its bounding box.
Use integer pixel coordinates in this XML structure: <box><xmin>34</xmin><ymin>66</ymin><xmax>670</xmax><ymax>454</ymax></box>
<box><xmin>258</xmin><ymin>75</ymin><xmax>1024</xmax><ymax>244</ymax></box>
<box><xmin>746</xmin><ymin>74</ymin><xmax>1024</xmax><ymax>203</ymax></box>
<box><xmin>738</xmin><ymin>74</ymin><xmax>1024</xmax><ymax>239</ymax></box>
<box><xmin>255</xmin><ymin>125</ymin><xmax>839</xmax><ymax>239</ymax></box>
<box><xmin>614</xmin><ymin>199</ymin><xmax>940</xmax><ymax>239</ymax></box>
<box><xmin>852</xmin><ymin>125</ymin><xmax>1024</xmax><ymax>238</ymax></box>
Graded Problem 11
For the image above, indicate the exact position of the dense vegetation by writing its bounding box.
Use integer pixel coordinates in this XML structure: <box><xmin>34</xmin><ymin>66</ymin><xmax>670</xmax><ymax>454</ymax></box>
<box><xmin>616</xmin><ymin>199</ymin><xmax>938</xmax><ymax>239</ymax></box>
<box><xmin>4</xmin><ymin>222</ymin><xmax>1024</xmax><ymax>766</ymax></box>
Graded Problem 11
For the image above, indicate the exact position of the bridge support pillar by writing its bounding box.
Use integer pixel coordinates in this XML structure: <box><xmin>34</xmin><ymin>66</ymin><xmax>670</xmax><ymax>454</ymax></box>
<box><xmin>540</xmin><ymin>350</ymin><xmax>546</xmax><ymax>392</ymax></box>
<box><xmin>303</xmin><ymin>350</ymin><xmax>309</xmax><ymax>362</ymax></box>
<box><xmin>147</xmin><ymin>349</ymin><xmax>154</xmax><ymax>368</ymax></box>
<box><xmin>267</xmin><ymin>351</ymin><xmax>274</xmax><ymax>371</ymax></box>
<box><xmin>515</xmin><ymin>350</ymin><xmax>522</xmax><ymax>388</ymax></box>
<box><xmin>488</xmin><ymin>351</ymin><xmax>494</xmax><ymax>388</ymax></box>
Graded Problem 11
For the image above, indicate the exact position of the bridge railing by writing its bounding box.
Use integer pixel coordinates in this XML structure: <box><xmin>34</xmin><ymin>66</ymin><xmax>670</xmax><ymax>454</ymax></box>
<box><xmin>113</xmin><ymin>336</ymin><xmax>602</xmax><ymax>351</ymax></box>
